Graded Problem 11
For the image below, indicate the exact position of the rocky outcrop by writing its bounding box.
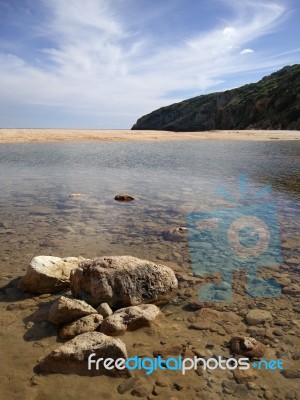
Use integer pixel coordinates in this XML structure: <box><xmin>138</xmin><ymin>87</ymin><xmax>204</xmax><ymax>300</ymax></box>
<box><xmin>48</xmin><ymin>296</ymin><xmax>97</xmax><ymax>325</ymax></box>
<box><xmin>18</xmin><ymin>256</ymin><xmax>83</xmax><ymax>293</ymax></box>
<box><xmin>100</xmin><ymin>304</ymin><xmax>161</xmax><ymax>336</ymax></box>
<box><xmin>59</xmin><ymin>314</ymin><xmax>103</xmax><ymax>339</ymax></box>
<box><xmin>70</xmin><ymin>256</ymin><xmax>178</xmax><ymax>308</ymax></box>
<box><xmin>132</xmin><ymin>64</ymin><xmax>300</xmax><ymax>131</ymax></box>
<box><xmin>39</xmin><ymin>332</ymin><xmax>130</xmax><ymax>377</ymax></box>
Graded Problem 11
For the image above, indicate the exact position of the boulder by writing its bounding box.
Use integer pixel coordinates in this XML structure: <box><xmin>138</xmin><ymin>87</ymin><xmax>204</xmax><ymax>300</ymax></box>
<box><xmin>70</xmin><ymin>256</ymin><xmax>178</xmax><ymax>308</ymax></box>
<box><xmin>282</xmin><ymin>284</ymin><xmax>300</xmax><ymax>296</ymax></box>
<box><xmin>18</xmin><ymin>256</ymin><xmax>83</xmax><ymax>293</ymax></box>
<box><xmin>101</xmin><ymin>304</ymin><xmax>161</xmax><ymax>336</ymax></box>
<box><xmin>39</xmin><ymin>331</ymin><xmax>130</xmax><ymax>377</ymax></box>
<box><xmin>230</xmin><ymin>336</ymin><xmax>265</xmax><ymax>358</ymax></box>
<box><xmin>246</xmin><ymin>309</ymin><xmax>273</xmax><ymax>326</ymax></box>
<box><xmin>59</xmin><ymin>314</ymin><xmax>103</xmax><ymax>340</ymax></box>
<box><xmin>97</xmin><ymin>303</ymin><xmax>113</xmax><ymax>318</ymax></box>
<box><xmin>48</xmin><ymin>296</ymin><xmax>97</xmax><ymax>325</ymax></box>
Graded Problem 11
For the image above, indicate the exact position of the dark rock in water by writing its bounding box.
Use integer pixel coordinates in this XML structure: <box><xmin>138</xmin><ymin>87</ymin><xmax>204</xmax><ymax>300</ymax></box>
<box><xmin>132</xmin><ymin>64</ymin><xmax>300</xmax><ymax>131</ymax></box>
<box><xmin>162</xmin><ymin>227</ymin><xmax>188</xmax><ymax>242</ymax></box>
<box><xmin>70</xmin><ymin>256</ymin><xmax>178</xmax><ymax>308</ymax></box>
<box><xmin>39</xmin><ymin>332</ymin><xmax>130</xmax><ymax>377</ymax></box>
<box><xmin>114</xmin><ymin>194</ymin><xmax>135</xmax><ymax>202</ymax></box>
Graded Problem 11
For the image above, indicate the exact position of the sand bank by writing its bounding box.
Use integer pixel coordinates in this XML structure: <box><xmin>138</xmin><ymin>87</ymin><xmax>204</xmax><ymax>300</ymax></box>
<box><xmin>0</xmin><ymin>129</ymin><xmax>299</xmax><ymax>144</ymax></box>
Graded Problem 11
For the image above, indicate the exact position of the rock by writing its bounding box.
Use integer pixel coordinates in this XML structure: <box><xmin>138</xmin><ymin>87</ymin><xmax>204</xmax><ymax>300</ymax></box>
<box><xmin>69</xmin><ymin>194</ymin><xmax>82</xmax><ymax>198</ymax></box>
<box><xmin>48</xmin><ymin>296</ymin><xmax>97</xmax><ymax>325</ymax></box>
<box><xmin>162</xmin><ymin>227</ymin><xmax>188</xmax><ymax>242</ymax></box>
<box><xmin>101</xmin><ymin>304</ymin><xmax>161</xmax><ymax>336</ymax></box>
<box><xmin>230</xmin><ymin>336</ymin><xmax>265</xmax><ymax>358</ymax></box>
<box><xmin>281</xmin><ymin>369</ymin><xmax>300</xmax><ymax>379</ymax></box>
<box><xmin>245</xmin><ymin>309</ymin><xmax>273</xmax><ymax>326</ymax></box>
<box><xmin>117</xmin><ymin>377</ymin><xmax>141</xmax><ymax>394</ymax></box>
<box><xmin>282</xmin><ymin>284</ymin><xmax>300</xmax><ymax>296</ymax></box>
<box><xmin>18</xmin><ymin>256</ymin><xmax>83</xmax><ymax>293</ymax></box>
<box><xmin>39</xmin><ymin>332</ymin><xmax>130</xmax><ymax>377</ymax></box>
<box><xmin>59</xmin><ymin>314</ymin><xmax>103</xmax><ymax>339</ymax></box>
<box><xmin>114</xmin><ymin>194</ymin><xmax>134</xmax><ymax>202</ymax></box>
<box><xmin>97</xmin><ymin>303</ymin><xmax>113</xmax><ymax>318</ymax></box>
<box><xmin>233</xmin><ymin>368</ymin><xmax>257</xmax><ymax>383</ymax></box>
<box><xmin>70</xmin><ymin>256</ymin><xmax>178</xmax><ymax>308</ymax></box>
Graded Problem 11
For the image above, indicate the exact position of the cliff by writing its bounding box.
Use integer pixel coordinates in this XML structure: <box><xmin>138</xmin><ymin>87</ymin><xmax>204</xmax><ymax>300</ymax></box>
<box><xmin>132</xmin><ymin>64</ymin><xmax>300</xmax><ymax>131</ymax></box>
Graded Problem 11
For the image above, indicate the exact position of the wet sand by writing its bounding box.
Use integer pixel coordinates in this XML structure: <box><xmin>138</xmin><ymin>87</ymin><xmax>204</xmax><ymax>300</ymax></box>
<box><xmin>0</xmin><ymin>128</ymin><xmax>299</xmax><ymax>143</ymax></box>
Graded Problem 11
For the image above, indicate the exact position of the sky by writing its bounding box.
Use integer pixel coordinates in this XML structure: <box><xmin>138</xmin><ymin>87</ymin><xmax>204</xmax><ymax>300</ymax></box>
<box><xmin>0</xmin><ymin>0</ymin><xmax>299</xmax><ymax>128</ymax></box>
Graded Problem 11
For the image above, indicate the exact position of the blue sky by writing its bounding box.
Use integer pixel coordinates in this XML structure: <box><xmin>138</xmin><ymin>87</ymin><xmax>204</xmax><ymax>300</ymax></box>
<box><xmin>0</xmin><ymin>0</ymin><xmax>299</xmax><ymax>128</ymax></box>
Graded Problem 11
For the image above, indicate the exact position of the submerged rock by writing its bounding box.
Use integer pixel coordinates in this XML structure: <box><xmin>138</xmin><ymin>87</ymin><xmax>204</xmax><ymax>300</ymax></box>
<box><xmin>59</xmin><ymin>314</ymin><xmax>103</xmax><ymax>340</ymax></box>
<box><xmin>70</xmin><ymin>256</ymin><xmax>178</xmax><ymax>308</ymax></box>
<box><xmin>18</xmin><ymin>256</ymin><xmax>83</xmax><ymax>293</ymax></box>
<box><xmin>39</xmin><ymin>331</ymin><xmax>130</xmax><ymax>377</ymax></box>
<box><xmin>230</xmin><ymin>336</ymin><xmax>265</xmax><ymax>358</ymax></box>
<box><xmin>48</xmin><ymin>296</ymin><xmax>97</xmax><ymax>325</ymax></box>
<box><xmin>101</xmin><ymin>304</ymin><xmax>161</xmax><ymax>336</ymax></box>
<box><xmin>162</xmin><ymin>227</ymin><xmax>188</xmax><ymax>242</ymax></box>
<box><xmin>114</xmin><ymin>194</ymin><xmax>135</xmax><ymax>202</ymax></box>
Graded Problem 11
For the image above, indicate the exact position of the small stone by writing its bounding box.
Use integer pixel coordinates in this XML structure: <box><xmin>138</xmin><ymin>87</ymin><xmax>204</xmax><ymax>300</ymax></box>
<box><xmin>69</xmin><ymin>194</ymin><xmax>81</xmax><ymax>198</ymax></box>
<box><xmin>246</xmin><ymin>309</ymin><xmax>273</xmax><ymax>326</ymax></box>
<box><xmin>29</xmin><ymin>376</ymin><xmax>39</xmax><ymax>386</ymax></box>
<box><xmin>281</xmin><ymin>369</ymin><xmax>300</xmax><ymax>379</ymax></box>
<box><xmin>101</xmin><ymin>304</ymin><xmax>161</xmax><ymax>336</ymax></box>
<box><xmin>155</xmin><ymin>377</ymin><xmax>171</xmax><ymax>387</ymax></box>
<box><xmin>97</xmin><ymin>303</ymin><xmax>113</xmax><ymax>318</ymax></box>
<box><xmin>283</xmin><ymin>284</ymin><xmax>300</xmax><ymax>296</ymax></box>
<box><xmin>59</xmin><ymin>314</ymin><xmax>103</xmax><ymax>339</ymax></box>
<box><xmin>117</xmin><ymin>377</ymin><xmax>141</xmax><ymax>394</ymax></box>
<box><xmin>264</xmin><ymin>390</ymin><xmax>273</xmax><ymax>400</ymax></box>
<box><xmin>233</xmin><ymin>367</ymin><xmax>257</xmax><ymax>383</ymax></box>
<box><xmin>48</xmin><ymin>296</ymin><xmax>97</xmax><ymax>325</ymax></box>
<box><xmin>230</xmin><ymin>336</ymin><xmax>265</xmax><ymax>358</ymax></box>
<box><xmin>131</xmin><ymin>385</ymin><xmax>151</xmax><ymax>397</ymax></box>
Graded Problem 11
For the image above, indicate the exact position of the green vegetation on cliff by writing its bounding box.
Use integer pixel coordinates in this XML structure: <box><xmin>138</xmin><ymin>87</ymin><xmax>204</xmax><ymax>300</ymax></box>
<box><xmin>132</xmin><ymin>64</ymin><xmax>300</xmax><ymax>131</ymax></box>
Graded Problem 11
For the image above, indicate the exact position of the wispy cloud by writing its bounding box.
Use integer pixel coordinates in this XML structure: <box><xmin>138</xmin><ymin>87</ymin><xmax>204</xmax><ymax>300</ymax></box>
<box><xmin>240</xmin><ymin>48</ymin><xmax>255</xmax><ymax>55</ymax></box>
<box><xmin>0</xmin><ymin>0</ymin><xmax>297</xmax><ymax>127</ymax></box>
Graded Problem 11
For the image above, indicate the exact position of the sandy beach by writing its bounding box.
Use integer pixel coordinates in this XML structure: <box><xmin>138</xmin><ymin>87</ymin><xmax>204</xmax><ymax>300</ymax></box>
<box><xmin>0</xmin><ymin>129</ymin><xmax>299</xmax><ymax>143</ymax></box>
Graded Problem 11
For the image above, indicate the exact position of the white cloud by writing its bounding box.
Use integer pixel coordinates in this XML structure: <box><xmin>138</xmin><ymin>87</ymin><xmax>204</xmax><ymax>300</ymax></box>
<box><xmin>0</xmin><ymin>0</ymin><xmax>294</xmax><ymax>127</ymax></box>
<box><xmin>240</xmin><ymin>48</ymin><xmax>255</xmax><ymax>55</ymax></box>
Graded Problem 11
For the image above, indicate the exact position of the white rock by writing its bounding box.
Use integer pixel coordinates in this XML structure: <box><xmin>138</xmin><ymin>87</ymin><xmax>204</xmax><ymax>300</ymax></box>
<box><xmin>18</xmin><ymin>256</ymin><xmax>83</xmax><ymax>293</ymax></box>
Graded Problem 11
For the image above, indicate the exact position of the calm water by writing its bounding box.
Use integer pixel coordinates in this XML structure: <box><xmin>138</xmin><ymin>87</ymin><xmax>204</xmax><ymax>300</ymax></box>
<box><xmin>0</xmin><ymin>140</ymin><xmax>299</xmax><ymax>277</ymax></box>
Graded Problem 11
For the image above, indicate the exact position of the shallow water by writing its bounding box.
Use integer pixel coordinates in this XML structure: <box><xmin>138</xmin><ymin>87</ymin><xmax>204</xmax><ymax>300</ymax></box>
<box><xmin>0</xmin><ymin>140</ymin><xmax>299</xmax><ymax>400</ymax></box>
<box><xmin>0</xmin><ymin>140</ymin><xmax>299</xmax><ymax>273</ymax></box>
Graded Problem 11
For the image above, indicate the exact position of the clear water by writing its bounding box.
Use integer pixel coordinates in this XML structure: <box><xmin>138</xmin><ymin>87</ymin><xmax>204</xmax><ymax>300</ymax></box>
<box><xmin>0</xmin><ymin>140</ymin><xmax>299</xmax><ymax>277</ymax></box>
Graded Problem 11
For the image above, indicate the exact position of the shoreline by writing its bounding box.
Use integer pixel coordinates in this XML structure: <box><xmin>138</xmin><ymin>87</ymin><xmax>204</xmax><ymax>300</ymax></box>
<box><xmin>0</xmin><ymin>128</ymin><xmax>299</xmax><ymax>143</ymax></box>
